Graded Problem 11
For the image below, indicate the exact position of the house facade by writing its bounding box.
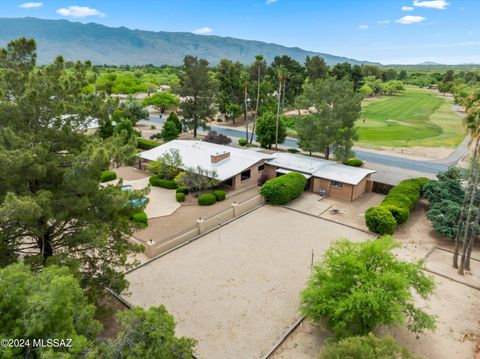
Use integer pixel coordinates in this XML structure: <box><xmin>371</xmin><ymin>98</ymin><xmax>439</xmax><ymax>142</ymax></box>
<box><xmin>139</xmin><ymin>140</ymin><xmax>376</xmax><ymax>201</ymax></box>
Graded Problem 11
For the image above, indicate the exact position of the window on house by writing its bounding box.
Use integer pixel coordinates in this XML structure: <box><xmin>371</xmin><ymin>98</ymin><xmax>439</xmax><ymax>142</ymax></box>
<box><xmin>331</xmin><ymin>180</ymin><xmax>343</xmax><ymax>188</ymax></box>
<box><xmin>258</xmin><ymin>164</ymin><xmax>265</xmax><ymax>172</ymax></box>
<box><xmin>223</xmin><ymin>177</ymin><xmax>233</xmax><ymax>187</ymax></box>
<box><xmin>241</xmin><ymin>169</ymin><xmax>251</xmax><ymax>181</ymax></box>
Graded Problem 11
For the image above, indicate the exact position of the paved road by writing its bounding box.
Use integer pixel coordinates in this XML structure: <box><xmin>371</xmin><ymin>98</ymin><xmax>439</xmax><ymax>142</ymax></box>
<box><xmin>148</xmin><ymin>116</ymin><xmax>462</xmax><ymax>174</ymax></box>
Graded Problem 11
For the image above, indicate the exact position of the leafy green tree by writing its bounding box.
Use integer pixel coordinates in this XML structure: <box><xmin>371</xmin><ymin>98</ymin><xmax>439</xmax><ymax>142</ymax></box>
<box><xmin>331</xmin><ymin>62</ymin><xmax>352</xmax><ymax>80</ymax></box>
<box><xmin>270</xmin><ymin>55</ymin><xmax>305</xmax><ymax>106</ymax></box>
<box><xmin>304</xmin><ymin>55</ymin><xmax>329</xmax><ymax>81</ymax></box>
<box><xmin>256</xmin><ymin>111</ymin><xmax>287</xmax><ymax>149</ymax></box>
<box><xmin>300</xmin><ymin>236</ymin><xmax>436</xmax><ymax>338</ymax></box>
<box><xmin>359</xmin><ymin>84</ymin><xmax>373</xmax><ymax>97</ymax></box>
<box><xmin>161</xmin><ymin>119</ymin><xmax>180</xmax><ymax>141</ymax></box>
<box><xmin>426</xmin><ymin>200</ymin><xmax>464</xmax><ymax>240</ymax></box>
<box><xmin>296</xmin><ymin>76</ymin><xmax>361</xmax><ymax>160</ymax></box>
<box><xmin>142</xmin><ymin>91</ymin><xmax>179</xmax><ymax>113</ymax></box>
<box><xmin>167</xmin><ymin>111</ymin><xmax>183</xmax><ymax>133</ymax></box>
<box><xmin>100</xmin><ymin>306</ymin><xmax>196</xmax><ymax>358</ymax></box>
<box><xmin>215</xmin><ymin>58</ymin><xmax>244</xmax><ymax>124</ymax></box>
<box><xmin>320</xmin><ymin>334</ymin><xmax>420</xmax><ymax>359</ymax></box>
<box><xmin>296</xmin><ymin>116</ymin><xmax>317</xmax><ymax>155</ymax></box>
<box><xmin>0</xmin><ymin>39</ymin><xmax>143</xmax><ymax>297</ymax></box>
<box><xmin>179</xmin><ymin>55</ymin><xmax>215</xmax><ymax>137</ymax></box>
<box><xmin>0</xmin><ymin>263</ymin><xmax>101</xmax><ymax>358</ymax></box>
<box><xmin>174</xmin><ymin>166</ymin><xmax>219</xmax><ymax>198</ymax></box>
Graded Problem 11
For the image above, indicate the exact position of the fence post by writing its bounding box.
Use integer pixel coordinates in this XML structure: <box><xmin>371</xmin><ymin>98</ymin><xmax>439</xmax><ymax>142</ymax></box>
<box><xmin>145</xmin><ymin>239</ymin><xmax>157</xmax><ymax>258</ymax></box>
<box><xmin>232</xmin><ymin>201</ymin><xmax>239</xmax><ymax>217</ymax></box>
<box><xmin>197</xmin><ymin>217</ymin><xmax>206</xmax><ymax>234</ymax></box>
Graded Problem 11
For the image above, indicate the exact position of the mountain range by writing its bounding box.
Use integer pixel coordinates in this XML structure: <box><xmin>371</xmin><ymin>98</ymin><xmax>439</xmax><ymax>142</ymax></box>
<box><xmin>0</xmin><ymin>17</ymin><xmax>380</xmax><ymax>66</ymax></box>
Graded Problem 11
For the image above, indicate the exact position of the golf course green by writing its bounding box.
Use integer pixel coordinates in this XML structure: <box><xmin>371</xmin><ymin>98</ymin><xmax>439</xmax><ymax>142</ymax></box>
<box><xmin>356</xmin><ymin>86</ymin><xmax>465</xmax><ymax>147</ymax></box>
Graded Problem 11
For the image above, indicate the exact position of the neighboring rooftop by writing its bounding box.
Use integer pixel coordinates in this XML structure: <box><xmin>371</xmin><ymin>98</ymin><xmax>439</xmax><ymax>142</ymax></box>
<box><xmin>139</xmin><ymin>140</ymin><xmax>273</xmax><ymax>181</ymax></box>
<box><xmin>268</xmin><ymin>152</ymin><xmax>376</xmax><ymax>185</ymax></box>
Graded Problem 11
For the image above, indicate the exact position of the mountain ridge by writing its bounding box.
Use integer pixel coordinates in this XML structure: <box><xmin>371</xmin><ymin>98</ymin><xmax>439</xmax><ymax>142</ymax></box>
<box><xmin>0</xmin><ymin>17</ymin><xmax>381</xmax><ymax>66</ymax></box>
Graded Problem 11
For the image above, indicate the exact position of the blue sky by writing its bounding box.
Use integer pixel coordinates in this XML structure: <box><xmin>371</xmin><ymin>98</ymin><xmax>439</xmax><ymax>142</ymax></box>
<box><xmin>1</xmin><ymin>0</ymin><xmax>479</xmax><ymax>64</ymax></box>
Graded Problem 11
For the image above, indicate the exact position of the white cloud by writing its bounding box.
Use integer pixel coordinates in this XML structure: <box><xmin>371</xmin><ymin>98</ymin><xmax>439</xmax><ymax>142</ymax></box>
<box><xmin>395</xmin><ymin>15</ymin><xmax>426</xmax><ymax>24</ymax></box>
<box><xmin>413</xmin><ymin>0</ymin><xmax>449</xmax><ymax>9</ymax></box>
<box><xmin>266</xmin><ymin>0</ymin><xmax>278</xmax><ymax>4</ymax></box>
<box><xmin>192</xmin><ymin>27</ymin><xmax>213</xmax><ymax>35</ymax></box>
<box><xmin>358</xmin><ymin>24</ymin><xmax>368</xmax><ymax>30</ymax></box>
<box><xmin>401</xmin><ymin>6</ymin><xmax>414</xmax><ymax>11</ymax></box>
<box><xmin>377</xmin><ymin>20</ymin><xmax>391</xmax><ymax>24</ymax></box>
<box><xmin>19</xmin><ymin>2</ymin><xmax>43</xmax><ymax>8</ymax></box>
<box><xmin>56</xmin><ymin>6</ymin><xmax>105</xmax><ymax>17</ymax></box>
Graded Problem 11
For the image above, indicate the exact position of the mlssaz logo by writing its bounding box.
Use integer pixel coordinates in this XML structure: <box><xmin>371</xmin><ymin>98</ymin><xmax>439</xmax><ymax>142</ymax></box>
<box><xmin>33</xmin><ymin>339</ymin><xmax>73</xmax><ymax>348</ymax></box>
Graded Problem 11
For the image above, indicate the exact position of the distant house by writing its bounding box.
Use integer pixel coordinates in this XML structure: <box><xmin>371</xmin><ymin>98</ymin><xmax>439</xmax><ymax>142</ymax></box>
<box><xmin>139</xmin><ymin>140</ymin><xmax>376</xmax><ymax>201</ymax></box>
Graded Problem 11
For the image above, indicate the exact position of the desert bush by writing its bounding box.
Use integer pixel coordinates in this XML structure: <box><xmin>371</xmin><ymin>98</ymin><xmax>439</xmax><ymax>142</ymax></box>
<box><xmin>149</xmin><ymin>176</ymin><xmax>177</xmax><ymax>189</ymax></box>
<box><xmin>100</xmin><ymin>170</ymin><xmax>117</xmax><ymax>182</ymax></box>
<box><xmin>301</xmin><ymin>236</ymin><xmax>435</xmax><ymax>338</ymax></box>
<box><xmin>365</xmin><ymin>206</ymin><xmax>397</xmax><ymax>234</ymax></box>
<box><xmin>175</xmin><ymin>187</ymin><xmax>189</xmax><ymax>194</ymax></box>
<box><xmin>260</xmin><ymin>172</ymin><xmax>307</xmax><ymax>205</ymax></box>
<box><xmin>287</xmin><ymin>148</ymin><xmax>300</xmax><ymax>154</ymax></box>
<box><xmin>175</xmin><ymin>192</ymin><xmax>186</xmax><ymax>202</ymax></box>
<box><xmin>212</xmin><ymin>189</ymin><xmax>226</xmax><ymax>201</ymax></box>
<box><xmin>238</xmin><ymin>138</ymin><xmax>248</xmax><ymax>146</ymax></box>
<box><xmin>132</xmin><ymin>211</ymin><xmax>148</xmax><ymax>226</ymax></box>
<box><xmin>203</xmin><ymin>130</ymin><xmax>232</xmax><ymax>145</ymax></box>
<box><xmin>198</xmin><ymin>193</ymin><xmax>217</xmax><ymax>206</ymax></box>
<box><xmin>257</xmin><ymin>172</ymin><xmax>269</xmax><ymax>186</ymax></box>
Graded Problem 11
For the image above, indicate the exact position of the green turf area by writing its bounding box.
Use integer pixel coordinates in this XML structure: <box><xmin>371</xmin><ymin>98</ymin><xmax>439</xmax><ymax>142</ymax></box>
<box><xmin>356</xmin><ymin>86</ymin><xmax>465</xmax><ymax>147</ymax></box>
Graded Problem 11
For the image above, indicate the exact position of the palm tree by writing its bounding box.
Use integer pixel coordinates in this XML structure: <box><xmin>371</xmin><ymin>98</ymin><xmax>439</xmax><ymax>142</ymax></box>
<box><xmin>241</xmin><ymin>71</ymin><xmax>250</xmax><ymax>141</ymax></box>
<box><xmin>456</xmin><ymin>92</ymin><xmax>480</xmax><ymax>274</ymax></box>
<box><xmin>250</xmin><ymin>55</ymin><xmax>263</xmax><ymax>144</ymax></box>
<box><xmin>275</xmin><ymin>66</ymin><xmax>288</xmax><ymax>149</ymax></box>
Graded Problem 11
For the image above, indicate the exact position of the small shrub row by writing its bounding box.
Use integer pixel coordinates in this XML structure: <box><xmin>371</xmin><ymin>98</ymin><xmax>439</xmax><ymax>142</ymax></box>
<box><xmin>198</xmin><ymin>193</ymin><xmax>217</xmax><ymax>206</ymax></box>
<box><xmin>149</xmin><ymin>176</ymin><xmax>177</xmax><ymax>189</ymax></box>
<box><xmin>260</xmin><ymin>172</ymin><xmax>307</xmax><ymax>205</ymax></box>
<box><xmin>343</xmin><ymin>158</ymin><xmax>363</xmax><ymax>167</ymax></box>
<box><xmin>175</xmin><ymin>192</ymin><xmax>186</xmax><ymax>202</ymax></box>
<box><xmin>212</xmin><ymin>190</ymin><xmax>225</xmax><ymax>201</ymax></box>
<box><xmin>137</xmin><ymin>138</ymin><xmax>161</xmax><ymax>150</ymax></box>
<box><xmin>100</xmin><ymin>170</ymin><xmax>117</xmax><ymax>182</ymax></box>
<box><xmin>287</xmin><ymin>148</ymin><xmax>300</xmax><ymax>154</ymax></box>
<box><xmin>365</xmin><ymin>177</ymin><xmax>428</xmax><ymax>234</ymax></box>
<box><xmin>238</xmin><ymin>138</ymin><xmax>248</xmax><ymax>146</ymax></box>
<box><xmin>132</xmin><ymin>211</ymin><xmax>148</xmax><ymax>226</ymax></box>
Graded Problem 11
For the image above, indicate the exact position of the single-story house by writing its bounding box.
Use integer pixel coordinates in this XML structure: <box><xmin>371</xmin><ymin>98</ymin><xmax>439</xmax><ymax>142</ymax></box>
<box><xmin>139</xmin><ymin>140</ymin><xmax>376</xmax><ymax>201</ymax></box>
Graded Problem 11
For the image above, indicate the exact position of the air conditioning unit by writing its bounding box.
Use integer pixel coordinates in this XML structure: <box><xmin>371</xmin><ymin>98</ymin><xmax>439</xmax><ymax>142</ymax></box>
<box><xmin>319</xmin><ymin>189</ymin><xmax>328</xmax><ymax>197</ymax></box>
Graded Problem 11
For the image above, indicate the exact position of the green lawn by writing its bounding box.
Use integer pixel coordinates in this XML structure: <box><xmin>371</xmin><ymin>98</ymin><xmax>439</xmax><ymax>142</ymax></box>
<box><xmin>356</xmin><ymin>86</ymin><xmax>465</xmax><ymax>147</ymax></box>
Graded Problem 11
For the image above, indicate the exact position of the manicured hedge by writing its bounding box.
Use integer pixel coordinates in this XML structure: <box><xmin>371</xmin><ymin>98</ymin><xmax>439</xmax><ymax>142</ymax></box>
<box><xmin>176</xmin><ymin>187</ymin><xmax>189</xmax><ymax>194</ymax></box>
<box><xmin>198</xmin><ymin>193</ymin><xmax>217</xmax><ymax>206</ymax></box>
<box><xmin>343</xmin><ymin>158</ymin><xmax>363</xmax><ymax>167</ymax></box>
<box><xmin>212</xmin><ymin>190</ymin><xmax>226</xmax><ymax>201</ymax></box>
<box><xmin>100</xmin><ymin>170</ymin><xmax>117</xmax><ymax>182</ymax></box>
<box><xmin>137</xmin><ymin>138</ymin><xmax>161</xmax><ymax>150</ymax></box>
<box><xmin>132</xmin><ymin>211</ymin><xmax>148</xmax><ymax>226</ymax></box>
<box><xmin>365</xmin><ymin>178</ymin><xmax>426</xmax><ymax>234</ymax></box>
<box><xmin>260</xmin><ymin>172</ymin><xmax>307</xmax><ymax>205</ymax></box>
<box><xmin>149</xmin><ymin>176</ymin><xmax>178</xmax><ymax>189</ymax></box>
<box><xmin>175</xmin><ymin>192</ymin><xmax>186</xmax><ymax>202</ymax></box>
<box><xmin>365</xmin><ymin>206</ymin><xmax>396</xmax><ymax>235</ymax></box>
<box><xmin>238</xmin><ymin>138</ymin><xmax>248</xmax><ymax>146</ymax></box>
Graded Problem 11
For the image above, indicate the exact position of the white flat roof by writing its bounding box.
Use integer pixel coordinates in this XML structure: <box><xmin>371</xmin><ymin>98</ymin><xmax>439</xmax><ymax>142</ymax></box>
<box><xmin>139</xmin><ymin>140</ymin><xmax>273</xmax><ymax>181</ymax></box>
<box><xmin>275</xmin><ymin>168</ymin><xmax>312</xmax><ymax>179</ymax></box>
<box><xmin>268</xmin><ymin>152</ymin><xmax>375</xmax><ymax>185</ymax></box>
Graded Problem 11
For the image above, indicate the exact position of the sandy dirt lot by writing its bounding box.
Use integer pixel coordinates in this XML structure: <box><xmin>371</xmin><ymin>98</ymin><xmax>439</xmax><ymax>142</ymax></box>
<box><xmin>124</xmin><ymin>205</ymin><xmax>372</xmax><ymax>359</ymax></box>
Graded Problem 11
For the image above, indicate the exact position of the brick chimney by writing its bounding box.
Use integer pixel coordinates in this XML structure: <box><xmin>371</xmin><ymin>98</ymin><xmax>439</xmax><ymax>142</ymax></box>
<box><xmin>211</xmin><ymin>151</ymin><xmax>230</xmax><ymax>163</ymax></box>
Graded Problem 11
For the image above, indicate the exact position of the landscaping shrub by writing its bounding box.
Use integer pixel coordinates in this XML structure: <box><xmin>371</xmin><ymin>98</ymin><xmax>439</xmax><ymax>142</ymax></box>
<box><xmin>343</xmin><ymin>158</ymin><xmax>363</xmax><ymax>167</ymax></box>
<box><xmin>176</xmin><ymin>186</ymin><xmax>189</xmax><ymax>194</ymax></box>
<box><xmin>175</xmin><ymin>192</ymin><xmax>186</xmax><ymax>202</ymax></box>
<box><xmin>238</xmin><ymin>138</ymin><xmax>248</xmax><ymax>146</ymax></box>
<box><xmin>381</xmin><ymin>203</ymin><xmax>410</xmax><ymax>224</ymax></box>
<box><xmin>149</xmin><ymin>176</ymin><xmax>177</xmax><ymax>189</ymax></box>
<box><xmin>132</xmin><ymin>211</ymin><xmax>148</xmax><ymax>226</ymax></box>
<box><xmin>100</xmin><ymin>170</ymin><xmax>117</xmax><ymax>182</ymax></box>
<box><xmin>137</xmin><ymin>137</ymin><xmax>161</xmax><ymax>150</ymax></box>
<box><xmin>260</xmin><ymin>172</ymin><xmax>307</xmax><ymax>205</ymax></box>
<box><xmin>212</xmin><ymin>189</ymin><xmax>226</xmax><ymax>201</ymax></box>
<box><xmin>287</xmin><ymin>148</ymin><xmax>300</xmax><ymax>154</ymax></box>
<box><xmin>198</xmin><ymin>193</ymin><xmax>217</xmax><ymax>206</ymax></box>
<box><xmin>203</xmin><ymin>130</ymin><xmax>232</xmax><ymax>145</ymax></box>
<box><xmin>365</xmin><ymin>206</ymin><xmax>397</xmax><ymax>235</ymax></box>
